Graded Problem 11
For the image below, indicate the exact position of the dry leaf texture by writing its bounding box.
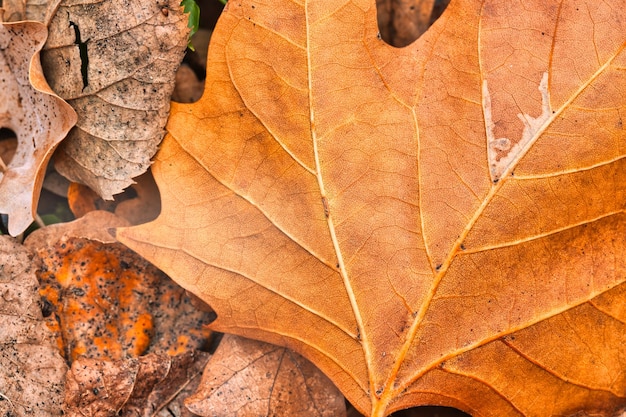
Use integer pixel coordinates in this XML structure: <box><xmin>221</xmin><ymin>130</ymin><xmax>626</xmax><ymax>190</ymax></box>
<box><xmin>1</xmin><ymin>0</ymin><xmax>49</xmax><ymax>23</ymax></box>
<box><xmin>0</xmin><ymin>21</ymin><xmax>77</xmax><ymax>236</ymax></box>
<box><xmin>186</xmin><ymin>334</ymin><xmax>345</xmax><ymax>417</ymax></box>
<box><xmin>28</xmin><ymin>234</ymin><xmax>212</xmax><ymax>362</ymax></box>
<box><xmin>41</xmin><ymin>0</ymin><xmax>190</xmax><ymax>199</ymax></box>
<box><xmin>64</xmin><ymin>351</ymin><xmax>209</xmax><ymax>417</ymax></box>
<box><xmin>0</xmin><ymin>236</ymin><xmax>67</xmax><ymax>416</ymax></box>
<box><xmin>118</xmin><ymin>0</ymin><xmax>626</xmax><ymax>415</ymax></box>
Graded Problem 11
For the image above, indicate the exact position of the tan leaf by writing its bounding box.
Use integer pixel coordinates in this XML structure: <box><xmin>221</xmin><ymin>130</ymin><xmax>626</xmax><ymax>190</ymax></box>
<box><xmin>117</xmin><ymin>0</ymin><xmax>626</xmax><ymax>416</ymax></box>
<box><xmin>0</xmin><ymin>236</ymin><xmax>67</xmax><ymax>416</ymax></box>
<box><xmin>64</xmin><ymin>351</ymin><xmax>209</xmax><ymax>417</ymax></box>
<box><xmin>0</xmin><ymin>21</ymin><xmax>76</xmax><ymax>236</ymax></box>
<box><xmin>186</xmin><ymin>334</ymin><xmax>346</xmax><ymax>417</ymax></box>
<box><xmin>1</xmin><ymin>0</ymin><xmax>49</xmax><ymax>23</ymax></box>
<box><xmin>25</xmin><ymin>210</ymin><xmax>129</xmax><ymax>245</ymax></box>
<box><xmin>40</xmin><ymin>0</ymin><xmax>190</xmax><ymax>199</ymax></box>
<box><xmin>67</xmin><ymin>172</ymin><xmax>161</xmax><ymax>225</ymax></box>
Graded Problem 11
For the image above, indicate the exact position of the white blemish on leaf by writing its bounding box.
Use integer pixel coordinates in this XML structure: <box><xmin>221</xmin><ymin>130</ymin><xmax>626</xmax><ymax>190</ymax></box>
<box><xmin>484</xmin><ymin>72</ymin><xmax>551</xmax><ymax>181</ymax></box>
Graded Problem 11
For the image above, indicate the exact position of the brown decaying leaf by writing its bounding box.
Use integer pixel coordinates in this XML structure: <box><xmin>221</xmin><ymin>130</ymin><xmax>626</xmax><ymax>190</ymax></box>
<box><xmin>186</xmin><ymin>334</ymin><xmax>346</xmax><ymax>417</ymax></box>
<box><xmin>40</xmin><ymin>0</ymin><xmax>190</xmax><ymax>199</ymax></box>
<box><xmin>25</xmin><ymin>229</ymin><xmax>213</xmax><ymax>363</ymax></box>
<box><xmin>172</xmin><ymin>65</ymin><xmax>204</xmax><ymax>104</ymax></box>
<box><xmin>375</xmin><ymin>0</ymin><xmax>435</xmax><ymax>47</ymax></box>
<box><xmin>1</xmin><ymin>0</ymin><xmax>50</xmax><ymax>23</ymax></box>
<box><xmin>64</xmin><ymin>351</ymin><xmax>209</xmax><ymax>417</ymax></box>
<box><xmin>68</xmin><ymin>172</ymin><xmax>161</xmax><ymax>225</ymax></box>
<box><xmin>118</xmin><ymin>0</ymin><xmax>626</xmax><ymax>416</ymax></box>
<box><xmin>0</xmin><ymin>21</ymin><xmax>77</xmax><ymax>236</ymax></box>
<box><xmin>25</xmin><ymin>209</ymin><xmax>129</xmax><ymax>246</ymax></box>
<box><xmin>0</xmin><ymin>236</ymin><xmax>67</xmax><ymax>416</ymax></box>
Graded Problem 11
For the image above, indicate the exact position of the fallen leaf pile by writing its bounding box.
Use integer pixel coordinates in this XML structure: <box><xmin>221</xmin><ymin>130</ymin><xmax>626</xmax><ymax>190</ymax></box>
<box><xmin>0</xmin><ymin>0</ymin><xmax>189</xmax><ymax>236</ymax></box>
<box><xmin>1</xmin><ymin>0</ymin><xmax>626</xmax><ymax>416</ymax></box>
<box><xmin>117</xmin><ymin>0</ymin><xmax>626</xmax><ymax>416</ymax></box>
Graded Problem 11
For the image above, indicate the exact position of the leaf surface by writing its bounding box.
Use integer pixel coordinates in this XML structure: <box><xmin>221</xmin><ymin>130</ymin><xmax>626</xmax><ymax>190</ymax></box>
<box><xmin>40</xmin><ymin>0</ymin><xmax>190</xmax><ymax>199</ymax></box>
<box><xmin>64</xmin><ymin>351</ymin><xmax>209</xmax><ymax>417</ymax></box>
<box><xmin>0</xmin><ymin>21</ymin><xmax>76</xmax><ymax>236</ymax></box>
<box><xmin>25</xmin><ymin>215</ymin><xmax>213</xmax><ymax>363</ymax></box>
<box><xmin>186</xmin><ymin>334</ymin><xmax>346</xmax><ymax>417</ymax></box>
<box><xmin>0</xmin><ymin>236</ymin><xmax>67</xmax><ymax>416</ymax></box>
<box><xmin>118</xmin><ymin>0</ymin><xmax>626</xmax><ymax>415</ymax></box>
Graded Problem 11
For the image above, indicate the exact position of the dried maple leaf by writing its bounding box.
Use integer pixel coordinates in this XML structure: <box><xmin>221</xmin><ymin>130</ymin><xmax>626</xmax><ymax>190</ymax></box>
<box><xmin>0</xmin><ymin>236</ymin><xmax>67</xmax><ymax>416</ymax></box>
<box><xmin>0</xmin><ymin>21</ymin><xmax>77</xmax><ymax>236</ymax></box>
<box><xmin>39</xmin><ymin>0</ymin><xmax>190</xmax><ymax>199</ymax></box>
<box><xmin>118</xmin><ymin>0</ymin><xmax>626</xmax><ymax>416</ymax></box>
<box><xmin>186</xmin><ymin>334</ymin><xmax>346</xmax><ymax>417</ymax></box>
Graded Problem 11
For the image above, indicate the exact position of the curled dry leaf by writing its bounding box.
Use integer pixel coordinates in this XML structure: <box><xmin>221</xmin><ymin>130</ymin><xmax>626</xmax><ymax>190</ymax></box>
<box><xmin>186</xmin><ymin>334</ymin><xmax>346</xmax><ymax>417</ymax></box>
<box><xmin>67</xmin><ymin>172</ymin><xmax>161</xmax><ymax>225</ymax></box>
<box><xmin>0</xmin><ymin>21</ymin><xmax>77</xmax><ymax>236</ymax></box>
<box><xmin>118</xmin><ymin>0</ymin><xmax>626</xmax><ymax>416</ymax></box>
<box><xmin>64</xmin><ymin>351</ymin><xmax>209</xmax><ymax>417</ymax></box>
<box><xmin>0</xmin><ymin>236</ymin><xmax>67</xmax><ymax>416</ymax></box>
<box><xmin>25</xmin><ymin>209</ymin><xmax>130</xmax><ymax>245</ymax></box>
<box><xmin>40</xmin><ymin>0</ymin><xmax>190</xmax><ymax>199</ymax></box>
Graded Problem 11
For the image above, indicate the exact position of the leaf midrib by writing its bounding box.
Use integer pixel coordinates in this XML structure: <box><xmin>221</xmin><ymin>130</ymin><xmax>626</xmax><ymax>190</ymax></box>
<box><xmin>303</xmin><ymin>0</ymin><xmax>375</xmax><ymax>397</ymax></box>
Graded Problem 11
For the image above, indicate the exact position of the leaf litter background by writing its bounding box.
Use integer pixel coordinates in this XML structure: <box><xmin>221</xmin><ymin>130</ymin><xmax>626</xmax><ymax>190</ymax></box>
<box><xmin>2</xmin><ymin>0</ymin><xmax>626</xmax><ymax>416</ymax></box>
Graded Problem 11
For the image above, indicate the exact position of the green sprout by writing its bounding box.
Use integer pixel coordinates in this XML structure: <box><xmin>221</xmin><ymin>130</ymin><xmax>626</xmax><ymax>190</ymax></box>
<box><xmin>180</xmin><ymin>0</ymin><xmax>200</xmax><ymax>50</ymax></box>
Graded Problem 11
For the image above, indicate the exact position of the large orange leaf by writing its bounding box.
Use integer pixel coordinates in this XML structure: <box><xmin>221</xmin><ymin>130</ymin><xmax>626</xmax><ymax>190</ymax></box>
<box><xmin>118</xmin><ymin>0</ymin><xmax>626</xmax><ymax>415</ymax></box>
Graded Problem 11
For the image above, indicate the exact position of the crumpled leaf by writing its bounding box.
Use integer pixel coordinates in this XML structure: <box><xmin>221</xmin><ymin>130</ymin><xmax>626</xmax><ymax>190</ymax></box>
<box><xmin>0</xmin><ymin>236</ymin><xmax>67</xmax><ymax>416</ymax></box>
<box><xmin>39</xmin><ymin>0</ymin><xmax>190</xmax><ymax>199</ymax></box>
<box><xmin>118</xmin><ymin>0</ymin><xmax>626</xmax><ymax>416</ymax></box>
<box><xmin>0</xmin><ymin>21</ymin><xmax>77</xmax><ymax>236</ymax></box>
<box><xmin>64</xmin><ymin>351</ymin><xmax>209</xmax><ymax>417</ymax></box>
<box><xmin>186</xmin><ymin>334</ymin><xmax>346</xmax><ymax>417</ymax></box>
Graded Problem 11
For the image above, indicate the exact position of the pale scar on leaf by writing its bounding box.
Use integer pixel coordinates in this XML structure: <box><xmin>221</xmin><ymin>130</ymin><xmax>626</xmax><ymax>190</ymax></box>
<box><xmin>484</xmin><ymin>72</ymin><xmax>551</xmax><ymax>181</ymax></box>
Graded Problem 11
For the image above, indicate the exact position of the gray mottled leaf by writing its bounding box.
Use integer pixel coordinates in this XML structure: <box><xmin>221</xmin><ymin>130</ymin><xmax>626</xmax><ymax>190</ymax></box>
<box><xmin>41</xmin><ymin>0</ymin><xmax>190</xmax><ymax>199</ymax></box>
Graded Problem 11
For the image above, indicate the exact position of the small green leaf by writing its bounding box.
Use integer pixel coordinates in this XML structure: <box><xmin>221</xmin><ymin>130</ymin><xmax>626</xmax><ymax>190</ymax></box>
<box><xmin>180</xmin><ymin>0</ymin><xmax>200</xmax><ymax>50</ymax></box>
